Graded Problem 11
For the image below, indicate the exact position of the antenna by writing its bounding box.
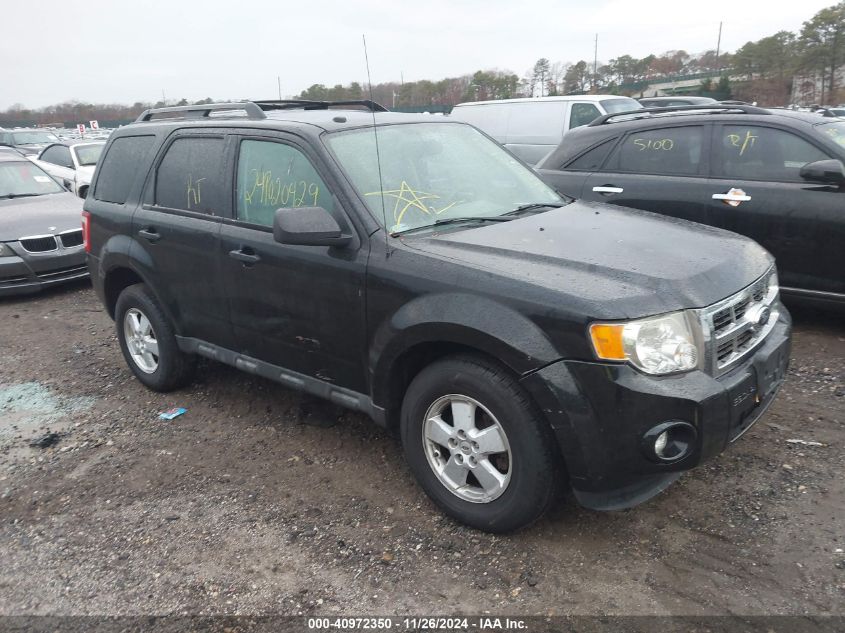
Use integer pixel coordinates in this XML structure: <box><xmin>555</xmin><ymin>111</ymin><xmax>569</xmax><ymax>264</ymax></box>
<box><xmin>362</xmin><ymin>34</ymin><xmax>390</xmax><ymax>255</ymax></box>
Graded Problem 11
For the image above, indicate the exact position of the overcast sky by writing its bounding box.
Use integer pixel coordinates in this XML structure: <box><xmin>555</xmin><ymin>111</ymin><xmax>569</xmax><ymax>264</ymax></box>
<box><xmin>0</xmin><ymin>0</ymin><xmax>836</xmax><ymax>110</ymax></box>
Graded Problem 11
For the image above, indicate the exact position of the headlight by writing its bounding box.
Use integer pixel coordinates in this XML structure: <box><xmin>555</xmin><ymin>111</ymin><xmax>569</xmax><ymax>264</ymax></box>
<box><xmin>589</xmin><ymin>311</ymin><xmax>701</xmax><ymax>375</ymax></box>
<box><xmin>0</xmin><ymin>243</ymin><xmax>15</xmax><ymax>257</ymax></box>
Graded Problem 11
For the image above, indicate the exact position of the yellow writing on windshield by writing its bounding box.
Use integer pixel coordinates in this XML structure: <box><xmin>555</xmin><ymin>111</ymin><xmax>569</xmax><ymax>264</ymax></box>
<box><xmin>365</xmin><ymin>181</ymin><xmax>458</xmax><ymax>225</ymax></box>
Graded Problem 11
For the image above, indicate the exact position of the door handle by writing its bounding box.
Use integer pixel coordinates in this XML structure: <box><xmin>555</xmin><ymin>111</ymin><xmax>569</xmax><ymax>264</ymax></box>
<box><xmin>138</xmin><ymin>228</ymin><xmax>161</xmax><ymax>243</ymax></box>
<box><xmin>592</xmin><ymin>186</ymin><xmax>624</xmax><ymax>195</ymax></box>
<box><xmin>712</xmin><ymin>190</ymin><xmax>751</xmax><ymax>203</ymax></box>
<box><xmin>229</xmin><ymin>248</ymin><xmax>260</xmax><ymax>266</ymax></box>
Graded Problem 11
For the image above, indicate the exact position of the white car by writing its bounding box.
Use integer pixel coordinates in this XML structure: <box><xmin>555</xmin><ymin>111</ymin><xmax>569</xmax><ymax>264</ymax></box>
<box><xmin>30</xmin><ymin>141</ymin><xmax>105</xmax><ymax>198</ymax></box>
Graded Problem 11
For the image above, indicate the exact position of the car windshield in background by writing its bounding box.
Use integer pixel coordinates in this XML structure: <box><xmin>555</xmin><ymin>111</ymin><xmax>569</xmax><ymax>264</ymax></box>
<box><xmin>0</xmin><ymin>161</ymin><xmax>63</xmax><ymax>198</ymax></box>
<box><xmin>600</xmin><ymin>98</ymin><xmax>643</xmax><ymax>113</ymax></box>
<box><xmin>818</xmin><ymin>121</ymin><xmax>845</xmax><ymax>149</ymax></box>
<box><xmin>12</xmin><ymin>131</ymin><xmax>60</xmax><ymax>145</ymax></box>
<box><xmin>74</xmin><ymin>144</ymin><xmax>104</xmax><ymax>166</ymax></box>
<box><xmin>325</xmin><ymin>122</ymin><xmax>563</xmax><ymax>234</ymax></box>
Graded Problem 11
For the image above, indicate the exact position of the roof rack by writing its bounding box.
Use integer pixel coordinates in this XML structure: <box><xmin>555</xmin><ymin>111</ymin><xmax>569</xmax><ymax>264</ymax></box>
<box><xmin>252</xmin><ymin>99</ymin><xmax>389</xmax><ymax>112</ymax></box>
<box><xmin>589</xmin><ymin>104</ymin><xmax>770</xmax><ymax>126</ymax></box>
<box><xmin>134</xmin><ymin>99</ymin><xmax>390</xmax><ymax>123</ymax></box>
<box><xmin>136</xmin><ymin>102</ymin><xmax>267</xmax><ymax>122</ymax></box>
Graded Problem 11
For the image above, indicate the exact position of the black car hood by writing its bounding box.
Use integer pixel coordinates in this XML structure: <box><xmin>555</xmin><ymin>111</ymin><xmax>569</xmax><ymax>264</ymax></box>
<box><xmin>403</xmin><ymin>200</ymin><xmax>773</xmax><ymax>319</ymax></box>
<box><xmin>0</xmin><ymin>192</ymin><xmax>84</xmax><ymax>241</ymax></box>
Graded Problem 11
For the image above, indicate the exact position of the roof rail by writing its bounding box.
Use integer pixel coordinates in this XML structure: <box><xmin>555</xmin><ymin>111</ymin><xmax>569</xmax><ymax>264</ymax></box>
<box><xmin>135</xmin><ymin>102</ymin><xmax>267</xmax><ymax>122</ymax></box>
<box><xmin>252</xmin><ymin>99</ymin><xmax>389</xmax><ymax>112</ymax></box>
<box><xmin>589</xmin><ymin>104</ymin><xmax>770</xmax><ymax>126</ymax></box>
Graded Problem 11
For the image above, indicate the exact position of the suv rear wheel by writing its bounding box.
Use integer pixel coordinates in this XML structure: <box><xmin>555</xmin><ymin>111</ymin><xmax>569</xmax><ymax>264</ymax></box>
<box><xmin>115</xmin><ymin>284</ymin><xmax>196</xmax><ymax>391</ymax></box>
<box><xmin>400</xmin><ymin>355</ymin><xmax>560</xmax><ymax>532</ymax></box>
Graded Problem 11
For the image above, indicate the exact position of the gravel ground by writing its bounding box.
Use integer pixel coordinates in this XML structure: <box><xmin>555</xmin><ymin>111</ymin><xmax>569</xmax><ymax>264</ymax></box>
<box><xmin>0</xmin><ymin>281</ymin><xmax>843</xmax><ymax>617</ymax></box>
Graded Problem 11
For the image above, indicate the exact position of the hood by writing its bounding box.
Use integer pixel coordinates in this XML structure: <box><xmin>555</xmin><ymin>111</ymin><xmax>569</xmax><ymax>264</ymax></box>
<box><xmin>0</xmin><ymin>192</ymin><xmax>84</xmax><ymax>240</ymax></box>
<box><xmin>402</xmin><ymin>200</ymin><xmax>773</xmax><ymax>319</ymax></box>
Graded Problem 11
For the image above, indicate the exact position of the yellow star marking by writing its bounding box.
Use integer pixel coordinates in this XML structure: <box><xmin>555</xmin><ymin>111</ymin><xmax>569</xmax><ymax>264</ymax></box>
<box><xmin>366</xmin><ymin>181</ymin><xmax>456</xmax><ymax>225</ymax></box>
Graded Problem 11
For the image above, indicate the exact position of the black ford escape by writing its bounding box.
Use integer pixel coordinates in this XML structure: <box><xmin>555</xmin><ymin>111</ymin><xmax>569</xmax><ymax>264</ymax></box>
<box><xmin>84</xmin><ymin>100</ymin><xmax>791</xmax><ymax>532</ymax></box>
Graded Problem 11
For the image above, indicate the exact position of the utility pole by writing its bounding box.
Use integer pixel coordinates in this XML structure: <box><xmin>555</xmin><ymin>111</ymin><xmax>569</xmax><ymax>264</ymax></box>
<box><xmin>715</xmin><ymin>21</ymin><xmax>723</xmax><ymax>72</ymax></box>
<box><xmin>593</xmin><ymin>34</ymin><xmax>598</xmax><ymax>92</ymax></box>
<box><xmin>161</xmin><ymin>89</ymin><xmax>166</xmax><ymax>106</ymax></box>
<box><xmin>278</xmin><ymin>76</ymin><xmax>282</xmax><ymax>100</ymax></box>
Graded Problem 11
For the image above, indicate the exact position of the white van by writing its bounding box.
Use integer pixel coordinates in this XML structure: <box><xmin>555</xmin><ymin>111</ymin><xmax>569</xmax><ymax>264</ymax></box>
<box><xmin>450</xmin><ymin>95</ymin><xmax>641</xmax><ymax>165</ymax></box>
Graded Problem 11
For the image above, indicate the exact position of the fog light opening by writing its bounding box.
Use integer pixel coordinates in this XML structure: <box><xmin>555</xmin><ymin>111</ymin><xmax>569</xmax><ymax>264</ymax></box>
<box><xmin>643</xmin><ymin>421</ymin><xmax>696</xmax><ymax>463</ymax></box>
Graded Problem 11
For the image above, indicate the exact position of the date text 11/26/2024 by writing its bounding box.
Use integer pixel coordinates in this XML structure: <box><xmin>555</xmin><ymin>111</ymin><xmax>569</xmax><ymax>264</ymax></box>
<box><xmin>307</xmin><ymin>617</ymin><xmax>528</xmax><ymax>631</ymax></box>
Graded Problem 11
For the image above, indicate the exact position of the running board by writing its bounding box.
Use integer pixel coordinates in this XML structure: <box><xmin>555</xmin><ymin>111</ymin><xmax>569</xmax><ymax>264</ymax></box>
<box><xmin>175</xmin><ymin>336</ymin><xmax>386</xmax><ymax>427</ymax></box>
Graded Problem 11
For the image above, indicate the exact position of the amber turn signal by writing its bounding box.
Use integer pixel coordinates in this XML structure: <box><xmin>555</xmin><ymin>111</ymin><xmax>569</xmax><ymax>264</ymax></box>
<box><xmin>589</xmin><ymin>323</ymin><xmax>626</xmax><ymax>360</ymax></box>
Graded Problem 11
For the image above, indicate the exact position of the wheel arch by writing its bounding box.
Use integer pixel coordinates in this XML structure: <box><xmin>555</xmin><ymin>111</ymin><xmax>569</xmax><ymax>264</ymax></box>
<box><xmin>370</xmin><ymin>293</ymin><xmax>564</xmax><ymax>430</ymax></box>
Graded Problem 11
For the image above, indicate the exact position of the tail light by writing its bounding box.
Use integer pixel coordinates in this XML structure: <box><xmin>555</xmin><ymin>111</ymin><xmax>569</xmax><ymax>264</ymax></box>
<box><xmin>82</xmin><ymin>210</ymin><xmax>91</xmax><ymax>253</ymax></box>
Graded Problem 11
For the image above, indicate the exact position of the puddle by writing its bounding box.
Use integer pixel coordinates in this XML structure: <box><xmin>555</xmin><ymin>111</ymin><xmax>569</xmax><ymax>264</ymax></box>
<box><xmin>0</xmin><ymin>382</ymin><xmax>95</xmax><ymax>440</ymax></box>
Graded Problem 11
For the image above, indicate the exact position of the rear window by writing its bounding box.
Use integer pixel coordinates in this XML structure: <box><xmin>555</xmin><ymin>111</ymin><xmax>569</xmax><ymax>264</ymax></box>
<box><xmin>94</xmin><ymin>135</ymin><xmax>156</xmax><ymax>204</ymax></box>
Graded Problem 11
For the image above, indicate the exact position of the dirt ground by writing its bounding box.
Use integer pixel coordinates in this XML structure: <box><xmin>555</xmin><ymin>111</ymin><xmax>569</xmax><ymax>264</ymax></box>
<box><xmin>0</xmin><ymin>280</ymin><xmax>843</xmax><ymax>617</ymax></box>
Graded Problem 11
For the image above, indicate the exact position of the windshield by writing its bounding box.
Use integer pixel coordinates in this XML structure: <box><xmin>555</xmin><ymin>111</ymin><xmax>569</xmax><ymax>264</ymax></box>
<box><xmin>818</xmin><ymin>121</ymin><xmax>845</xmax><ymax>149</ymax></box>
<box><xmin>325</xmin><ymin>122</ymin><xmax>562</xmax><ymax>233</ymax></box>
<box><xmin>0</xmin><ymin>161</ymin><xmax>64</xmax><ymax>197</ymax></box>
<box><xmin>74</xmin><ymin>143</ymin><xmax>104</xmax><ymax>166</ymax></box>
<box><xmin>12</xmin><ymin>131</ymin><xmax>60</xmax><ymax>145</ymax></box>
<box><xmin>600</xmin><ymin>98</ymin><xmax>643</xmax><ymax>114</ymax></box>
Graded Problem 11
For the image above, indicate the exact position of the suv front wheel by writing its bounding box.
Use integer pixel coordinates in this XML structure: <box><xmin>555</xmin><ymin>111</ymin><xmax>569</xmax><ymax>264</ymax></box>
<box><xmin>115</xmin><ymin>284</ymin><xmax>196</xmax><ymax>391</ymax></box>
<box><xmin>400</xmin><ymin>355</ymin><xmax>560</xmax><ymax>532</ymax></box>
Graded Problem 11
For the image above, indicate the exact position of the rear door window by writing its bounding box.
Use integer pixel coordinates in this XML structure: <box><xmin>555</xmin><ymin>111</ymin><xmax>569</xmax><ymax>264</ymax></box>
<box><xmin>609</xmin><ymin>126</ymin><xmax>705</xmax><ymax>176</ymax></box>
<box><xmin>93</xmin><ymin>135</ymin><xmax>156</xmax><ymax>204</ymax></box>
<box><xmin>235</xmin><ymin>139</ymin><xmax>334</xmax><ymax>227</ymax></box>
<box><xmin>715</xmin><ymin>125</ymin><xmax>831</xmax><ymax>181</ymax></box>
<box><xmin>155</xmin><ymin>137</ymin><xmax>226</xmax><ymax>214</ymax></box>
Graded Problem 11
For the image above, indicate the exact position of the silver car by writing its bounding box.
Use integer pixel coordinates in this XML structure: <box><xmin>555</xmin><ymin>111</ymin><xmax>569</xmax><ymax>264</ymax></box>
<box><xmin>0</xmin><ymin>153</ymin><xmax>87</xmax><ymax>296</ymax></box>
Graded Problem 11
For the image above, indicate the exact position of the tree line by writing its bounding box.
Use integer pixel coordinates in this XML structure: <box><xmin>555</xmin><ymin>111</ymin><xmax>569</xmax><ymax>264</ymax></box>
<box><xmin>2</xmin><ymin>1</ymin><xmax>842</xmax><ymax>126</ymax></box>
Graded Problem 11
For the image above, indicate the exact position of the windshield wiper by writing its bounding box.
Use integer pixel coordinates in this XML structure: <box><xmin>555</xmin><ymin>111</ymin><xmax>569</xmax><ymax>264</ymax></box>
<box><xmin>502</xmin><ymin>201</ymin><xmax>568</xmax><ymax>216</ymax></box>
<box><xmin>392</xmin><ymin>216</ymin><xmax>514</xmax><ymax>236</ymax></box>
<box><xmin>0</xmin><ymin>193</ymin><xmax>41</xmax><ymax>199</ymax></box>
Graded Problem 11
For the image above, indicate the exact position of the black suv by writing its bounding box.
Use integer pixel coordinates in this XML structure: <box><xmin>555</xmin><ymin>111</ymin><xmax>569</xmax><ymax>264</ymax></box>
<box><xmin>538</xmin><ymin>105</ymin><xmax>845</xmax><ymax>305</ymax></box>
<box><xmin>84</xmin><ymin>100</ymin><xmax>791</xmax><ymax>532</ymax></box>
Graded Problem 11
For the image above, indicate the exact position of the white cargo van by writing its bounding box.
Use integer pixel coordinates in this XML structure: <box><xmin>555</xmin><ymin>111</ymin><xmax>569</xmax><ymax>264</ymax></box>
<box><xmin>450</xmin><ymin>95</ymin><xmax>641</xmax><ymax>165</ymax></box>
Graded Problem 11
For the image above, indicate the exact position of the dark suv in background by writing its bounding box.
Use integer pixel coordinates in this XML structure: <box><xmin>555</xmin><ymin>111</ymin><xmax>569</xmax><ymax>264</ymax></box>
<box><xmin>538</xmin><ymin>105</ymin><xmax>845</xmax><ymax>305</ymax></box>
<box><xmin>84</xmin><ymin>101</ymin><xmax>790</xmax><ymax>532</ymax></box>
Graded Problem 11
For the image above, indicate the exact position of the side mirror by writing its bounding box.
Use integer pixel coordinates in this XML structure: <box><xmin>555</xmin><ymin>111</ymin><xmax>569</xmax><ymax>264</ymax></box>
<box><xmin>273</xmin><ymin>206</ymin><xmax>352</xmax><ymax>247</ymax></box>
<box><xmin>800</xmin><ymin>159</ymin><xmax>845</xmax><ymax>185</ymax></box>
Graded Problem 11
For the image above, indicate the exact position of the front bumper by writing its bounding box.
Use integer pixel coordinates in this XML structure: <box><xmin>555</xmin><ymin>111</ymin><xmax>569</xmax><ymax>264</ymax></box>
<box><xmin>0</xmin><ymin>246</ymin><xmax>89</xmax><ymax>297</ymax></box>
<box><xmin>521</xmin><ymin>309</ymin><xmax>791</xmax><ymax>511</ymax></box>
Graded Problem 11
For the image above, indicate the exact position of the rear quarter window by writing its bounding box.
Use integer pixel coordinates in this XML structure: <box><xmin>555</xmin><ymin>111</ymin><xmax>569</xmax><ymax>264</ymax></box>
<box><xmin>563</xmin><ymin>139</ymin><xmax>616</xmax><ymax>171</ymax></box>
<box><xmin>94</xmin><ymin>135</ymin><xmax>156</xmax><ymax>204</ymax></box>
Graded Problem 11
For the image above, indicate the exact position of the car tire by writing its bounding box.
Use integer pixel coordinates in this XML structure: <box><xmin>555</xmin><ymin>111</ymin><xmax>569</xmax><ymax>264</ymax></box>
<box><xmin>115</xmin><ymin>283</ymin><xmax>196</xmax><ymax>392</ymax></box>
<box><xmin>400</xmin><ymin>354</ymin><xmax>560</xmax><ymax>533</ymax></box>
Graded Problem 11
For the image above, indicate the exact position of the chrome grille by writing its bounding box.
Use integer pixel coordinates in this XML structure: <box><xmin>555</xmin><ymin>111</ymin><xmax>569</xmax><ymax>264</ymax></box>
<box><xmin>58</xmin><ymin>229</ymin><xmax>83</xmax><ymax>248</ymax></box>
<box><xmin>19</xmin><ymin>235</ymin><xmax>58</xmax><ymax>253</ymax></box>
<box><xmin>701</xmin><ymin>268</ymin><xmax>779</xmax><ymax>376</ymax></box>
